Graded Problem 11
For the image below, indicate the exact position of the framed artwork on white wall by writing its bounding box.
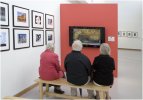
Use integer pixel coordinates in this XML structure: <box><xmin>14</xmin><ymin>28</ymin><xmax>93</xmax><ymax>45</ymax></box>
<box><xmin>32</xmin><ymin>29</ymin><xmax>44</xmax><ymax>47</ymax></box>
<box><xmin>45</xmin><ymin>30</ymin><xmax>54</xmax><ymax>44</ymax></box>
<box><xmin>45</xmin><ymin>14</ymin><xmax>54</xmax><ymax>29</ymax></box>
<box><xmin>0</xmin><ymin>2</ymin><xmax>9</xmax><ymax>26</ymax></box>
<box><xmin>122</xmin><ymin>31</ymin><xmax>127</xmax><ymax>37</ymax></box>
<box><xmin>13</xmin><ymin>5</ymin><xmax>30</xmax><ymax>27</ymax></box>
<box><xmin>32</xmin><ymin>10</ymin><xmax>44</xmax><ymax>29</ymax></box>
<box><xmin>127</xmin><ymin>31</ymin><xmax>133</xmax><ymax>38</ymax></box>
<box><xmin>13</xmin><ymin>28</ymin><xmax>30</xmax><ymax>49</ymax></box>
<box><xmin>132</xmin><ymin>32</ymin><xmax>138</xmax><ymax>38</ymax></box>
<box><xmin>0</xmin><ymin>28</ymin><xmax>10</xmax><ymax>51</ymax></box>
<box><xmin>118</xmin><ymin>31</ymin><xmax>122</xmax><ymax>37</ymax></box>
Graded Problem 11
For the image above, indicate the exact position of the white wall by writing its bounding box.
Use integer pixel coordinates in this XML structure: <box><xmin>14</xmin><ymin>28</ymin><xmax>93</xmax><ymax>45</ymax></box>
<box><xmin>99</xmin><ymin>0</ymin><xmax>142</xmax><ymax>50</ymax></box>
<box><xmin>0</xmin><ymin>0</ymin><xmax>70</xmax><ymax>98</ymax></box>
<box><xmin>117</xmin><ymin>0</ymin><xmax>142</xmax><ymax>49</ymax></box>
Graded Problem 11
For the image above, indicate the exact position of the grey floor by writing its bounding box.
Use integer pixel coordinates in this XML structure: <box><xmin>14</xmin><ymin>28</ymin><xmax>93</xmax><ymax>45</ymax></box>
<box><xmin>21</xmin><ymin>50</ymin><xmax>142</xmax><ymax>99</ymax></box>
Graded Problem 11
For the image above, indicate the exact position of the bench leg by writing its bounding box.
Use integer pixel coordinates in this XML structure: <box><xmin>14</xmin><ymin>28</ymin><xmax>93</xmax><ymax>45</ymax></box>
<box><xmin>45</xmin><ymin>84</ymin><xmax>49</xmax><ymax>97</ymax></box>
<box><xmin>99</xmin><ymin>91</ymin><xmax>106</xmax><ymax>99</ymax></box>
<box><xmin>79</xmin><ymin>88</ymin><xmax>82</xmax><ymax>97</ymax></box>
<box><xmin>39</xmin><ymin>82</ymin><xmax>43</xmax><ymax>99</ymax></box>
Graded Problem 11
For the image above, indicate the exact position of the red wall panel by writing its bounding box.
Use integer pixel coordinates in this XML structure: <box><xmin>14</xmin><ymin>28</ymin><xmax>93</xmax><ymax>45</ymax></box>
<box><xmin>60</xmin><ymin>4</ymin><xmax>118</xmax><ymax>77</ymax></box>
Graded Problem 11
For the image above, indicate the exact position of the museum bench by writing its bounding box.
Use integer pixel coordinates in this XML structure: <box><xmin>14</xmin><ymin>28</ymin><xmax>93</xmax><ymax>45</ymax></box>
<box><xmin>35</xmin><ymin>78</ymin><xmax>110</xmax><ymax>99</ymax></box>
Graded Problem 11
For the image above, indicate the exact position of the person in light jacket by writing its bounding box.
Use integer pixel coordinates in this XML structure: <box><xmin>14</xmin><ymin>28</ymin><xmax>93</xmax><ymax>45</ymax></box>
<box><xmin>39</xmin><ymin>43</ymin><xmax>64</xmax><ymax>94</ymax></box>
<box><xmin>92</xmin><ymin>43</ymin><xmax>115</xmax><ymax>99</ymax></box>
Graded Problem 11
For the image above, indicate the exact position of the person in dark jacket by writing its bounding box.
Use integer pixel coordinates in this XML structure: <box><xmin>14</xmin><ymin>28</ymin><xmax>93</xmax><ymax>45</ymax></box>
<box><xmin>64</xmin><ymin>40</ymin><xmax>94</xmax><ymax>98</ymax></box>
<box><xmin>92</xmin><ymin>43</ymin><xmax>115</xmax><ymax>99</ymax></box>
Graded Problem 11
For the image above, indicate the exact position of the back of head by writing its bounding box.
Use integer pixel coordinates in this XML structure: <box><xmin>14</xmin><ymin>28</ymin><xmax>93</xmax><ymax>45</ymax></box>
<box><xmin>100</xmin><ymin>43</ymin><xmax>111</xmax><ymax>55</ymax></box>
<box><xmin>46</xmin><ymin>43</ymin><xmax>54</xmax><ymax>52</ymax></box>
<box><xmin>72</xmin><ymin>40</ymin><xmax>83</xmax><ymax>51</ymax></box>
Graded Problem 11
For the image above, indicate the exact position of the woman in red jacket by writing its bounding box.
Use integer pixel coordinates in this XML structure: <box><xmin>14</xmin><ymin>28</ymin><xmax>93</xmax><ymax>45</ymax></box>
<box><xmin>39</xmin><ymin>43</ymin><xmax>64</xmax><ymax>94</ymax></box>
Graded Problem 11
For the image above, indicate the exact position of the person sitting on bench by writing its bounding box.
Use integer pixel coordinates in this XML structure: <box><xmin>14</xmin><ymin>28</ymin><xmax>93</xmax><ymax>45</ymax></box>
<box><xmin>64</xmin><ymin>40</ymin><xmax>94</xmax><ymax>98</ymax></box>
<box><xmin>92</xmin><ymin>43</ymin><xmax>115</xmax><ymax>99</ymax></box>
<box><xmin>39</xmin><ymin>43</ymin><xmax>64</xmax><ymax>94</ymax></box>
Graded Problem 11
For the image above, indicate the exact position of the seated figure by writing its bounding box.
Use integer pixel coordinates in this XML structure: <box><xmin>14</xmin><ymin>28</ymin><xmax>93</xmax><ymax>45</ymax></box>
<box><xmin>39</xmin><ymin>43</ymin><xmax>64</xmax><ymax>94</ymax></box>
<box><xmin>64</xmin><ymin>40</ymin><xmax>94</xmax><ymax>98</ymax></box>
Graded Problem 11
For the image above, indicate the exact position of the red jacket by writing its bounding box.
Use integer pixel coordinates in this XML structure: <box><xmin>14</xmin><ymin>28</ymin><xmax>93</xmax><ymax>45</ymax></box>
<box><xmin>39</xmin><ymin>49</ymin><xmax>64</xmax><ymax>80</ymax></box>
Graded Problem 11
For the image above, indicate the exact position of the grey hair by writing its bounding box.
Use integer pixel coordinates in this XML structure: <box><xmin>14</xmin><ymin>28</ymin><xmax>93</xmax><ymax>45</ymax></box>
<box><xmin>100</xmin><ymin>43</ymin><xmax>111</xmax><ymax>55</ymax></box>
<box><xmin>46</xmin><ymin>43</ymin><xmax>54</xmax><ymax>51</ymax></box>
<box><xmin>72</xmin><ymin>40</ymin><xmax>83</xmax><ymax>51</ymax></box>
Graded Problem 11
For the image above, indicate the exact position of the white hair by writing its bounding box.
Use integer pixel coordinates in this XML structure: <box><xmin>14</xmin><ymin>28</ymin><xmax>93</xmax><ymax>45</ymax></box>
<box><xmin>46</xmin><ymin>43</ymin><xmax>54</xmax><ymax>51</ymax></box>
<box><xmin>72</xmin><ymin>40</ymin><xmax>83</xmax><ymax>51</ymax></box>
<box><xmin>100</xmin><ymin>43</ymin><xmax>111</xmax><ymax>55</ymax></box>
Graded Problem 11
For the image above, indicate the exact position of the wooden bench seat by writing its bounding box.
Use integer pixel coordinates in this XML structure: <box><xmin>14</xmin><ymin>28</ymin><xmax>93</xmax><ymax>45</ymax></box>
<box><xmin>35</xmin><ymin>78</ymin><xmax>110</xmax><ymax>99</ymax></box>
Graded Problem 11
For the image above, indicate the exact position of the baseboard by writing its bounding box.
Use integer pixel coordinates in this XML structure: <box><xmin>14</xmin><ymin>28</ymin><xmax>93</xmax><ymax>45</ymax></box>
<box><xmin>14</xmin><ymin>82</ymin><xmax>38</xmax><ymax>97</ymax></box>
<box><xmin>118</xmin><ymin>48</ymin><xmax>142</xmax><ymax>51</ymax></box>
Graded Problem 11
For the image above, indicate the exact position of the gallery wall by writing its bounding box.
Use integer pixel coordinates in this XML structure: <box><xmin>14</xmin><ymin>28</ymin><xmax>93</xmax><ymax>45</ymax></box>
<box><xmin>0</xmin><ymin>0</ymin><xmax>70</xmax><ymax>98</ymax></box>
<box><xmin>60</xmin><ymin>4</ymin><xmax>118</xmax><ymax>77</ymax></box>
<box><xmin>117</xmin><ymin>1</ymin><xmax>142</xmax><ymax>50</ymax></box>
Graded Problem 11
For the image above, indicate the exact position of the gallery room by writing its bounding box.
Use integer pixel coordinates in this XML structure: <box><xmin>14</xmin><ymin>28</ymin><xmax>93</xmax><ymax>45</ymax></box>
<box><xmin>0</xmin><ymin>0</ymin><xmax>142</xmax><ymax>99</ymax></box>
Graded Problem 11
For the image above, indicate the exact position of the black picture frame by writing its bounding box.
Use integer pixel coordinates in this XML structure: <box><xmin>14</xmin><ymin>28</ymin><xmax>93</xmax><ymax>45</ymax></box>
<box><xmin>13</xmin><ymin>28</ymin><xmax>30</xmax><ymax>50</ymax></box>
<box><xmin>13</xmin><ymin>5</ymin><xmax>30</xmax><ymax>27</ymax></box>
<box><xmin>32</xmin><ymin>10</ymin><xmax>44</xmax><ymax>29</ymax></box>
<box><xmin>45</xmin><ymin>14</ymin><xmax>54</xmax><ymax>29</ymax></box>
<box><xmin>45</xmin><ymin>30</ymin><xmax>55</xmax><ymax>45</ymax></box>
<box><xmin>0</xmin><ymin>28</ymin><xmax>10</xmax><ymax>51</ymax></box>
<box><xmin>0</xmin><ymin>2</ymin><xmax>9</xmax><ymax>26</ymax></box>
<box><xmin>32</xmin><ymin>29</ymin><xmax>44</xmax><ymax>47</ymax></box>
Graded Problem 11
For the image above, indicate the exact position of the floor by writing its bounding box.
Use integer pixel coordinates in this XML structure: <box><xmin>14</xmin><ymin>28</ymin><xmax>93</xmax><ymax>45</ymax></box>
<box><xmin>21</xmin><ymin>49</ymin><xmax>142</xmax><ymax>99</ymax></box>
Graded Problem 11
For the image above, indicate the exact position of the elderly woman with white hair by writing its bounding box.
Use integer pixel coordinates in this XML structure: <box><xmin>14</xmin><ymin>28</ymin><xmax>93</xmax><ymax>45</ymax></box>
<box><xmin>64</xmin><ymin>40</ymin><xmax>94</xmax><ymax>98</ymax></box>
<box><xmin>92</xmin><ymin>43</ymin><xmax>115</xmax><ymax>99</ymax></box>
<box><xmin>39</xmin><ymin>43</ymin><xmax>64</xmax><ymax>94</ymax></box>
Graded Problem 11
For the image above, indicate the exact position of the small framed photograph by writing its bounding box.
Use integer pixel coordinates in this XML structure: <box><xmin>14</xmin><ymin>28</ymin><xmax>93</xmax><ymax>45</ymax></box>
<box><xmin>132</xmin><ymin>32</ymin><xmax>138</xmax><ymax>38</ymax></box>
<box><xmin>45</xmin><ymin>14</ymin><xmax>54</xmax><ymax>29</ymax></box>
<box><xmin>0</xmin><ymin>2</ymin><xmax>9</xmax><ymax>26</ymax></box>
<box><xmin>13</xmin><ymin>28</ymin><xmax>30</xmax><ymax>50</ymax></box>
<box><xmin>13</xmin><ymin>5</ymin><xmax>29</xmax><ymax>27</ymax></box>
<box><xmin>32</xmin><ymin>10</ymin><xmax>44</xmax><ymax>29</ymax></box>
<box><xmin>45</xmin><ymin>30</ymin><xmax>54</xmax><ymax>44</ymax></box>
<box><xmin>122</xmin><ymin>31</ymin><xmax>127</xmax><ymax>37</ymax></box>
<box><xmin>127</xmin><ymin>31</ymin><xmax>133</xmax><ymax>38</ymax></box>
<box><xmin>118</xmin><ymin>31</ymin><xmax>122</xmax><ymax>37</ymax></box>
<box><xmin>32</xmin><ymin>29</ymin><xmax>44</xmax><ymax>47</ymax></box>
<box><xmin>0</xmin><ymin>28</ymin><xmax>10</xmax><ymax>51</ymax></box>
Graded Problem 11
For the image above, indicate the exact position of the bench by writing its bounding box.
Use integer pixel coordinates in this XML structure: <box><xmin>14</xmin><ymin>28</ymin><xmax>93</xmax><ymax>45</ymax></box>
<box><xmin>35</xmin><ymin>78</ymin><xmax>110</xmax><ymax>99</ymax></box>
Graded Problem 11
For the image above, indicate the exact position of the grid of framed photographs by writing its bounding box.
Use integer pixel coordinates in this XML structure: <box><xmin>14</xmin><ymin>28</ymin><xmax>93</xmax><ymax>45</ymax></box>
<box><xmin>0</xmin><ymin>1</ymin><xmax>55</xmax><ymax>51</ymax></box>
<box><xmin>118</xmin><ymin>31</ymin><xmax>138</xmax><ymax>38</ymax></box>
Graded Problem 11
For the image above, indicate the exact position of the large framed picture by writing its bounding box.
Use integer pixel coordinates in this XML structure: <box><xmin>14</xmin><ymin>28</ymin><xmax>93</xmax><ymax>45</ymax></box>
<box><xmin>0</xmin><ymin>28</ymin><xmax>10</xmax><ymax>51</ymax></box>
<box><xmin>32</xmin><ymin>29</ymin><xmax>44</xmax><ymax>47</ymax></box>
<box><xmin>13</xmin><ymin>28</ymin><xmax>30</xmax><ymax>49</ymax></box>
<box><xmin>13</xmin><ymin>5</ymin><xmax>29</xmax><ymax>27</ymax></box>
<box><xmin>0</xmin><ymin>2</ymin><xmax>9</xmax><ymax>26</ymax></box>
<box><xmin>45</xmin><ymin>30</ymin><xmax>54</xmax><ymax>44</ymax></box>
<box><xmin>45</xmin><ymin>14</ymin><xmax>54</xmax><ymax>29</ymax></box>
<box><xmin>32</xmin><ymin>10</ymin><xmax>44</xmax><ymax>29</ymax></box>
